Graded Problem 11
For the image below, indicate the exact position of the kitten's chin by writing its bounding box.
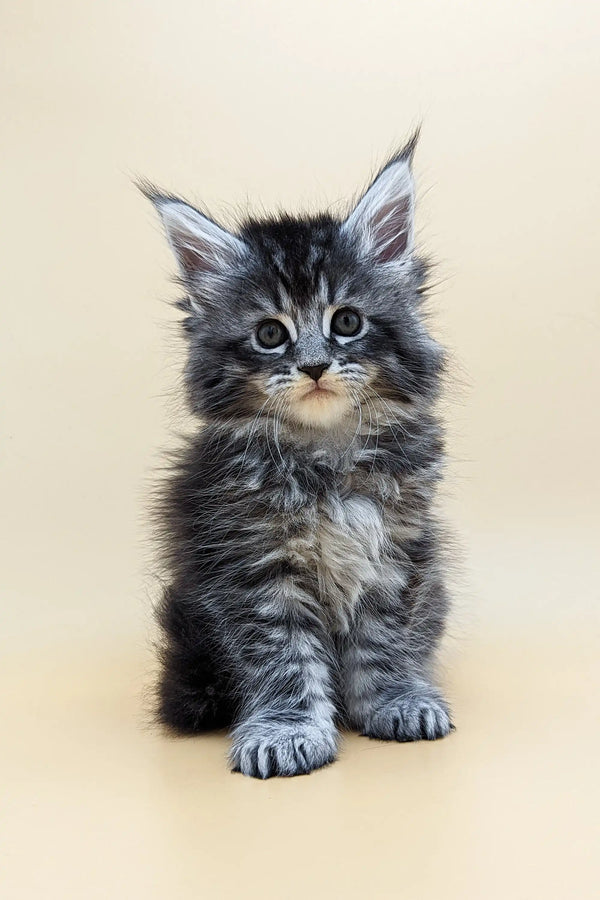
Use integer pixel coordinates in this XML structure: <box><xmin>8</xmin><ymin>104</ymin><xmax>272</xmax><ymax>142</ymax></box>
<box><xmin>288</xmin><ymin>389</ymin><xmax>353</xmax><ymax>429</ymax></box>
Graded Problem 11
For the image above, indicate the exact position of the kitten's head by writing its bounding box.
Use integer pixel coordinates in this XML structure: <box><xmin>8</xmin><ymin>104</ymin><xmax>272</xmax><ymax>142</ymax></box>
<box><xmin>146</xmin><ymin>135</ymin><xmax>443</xmax><ymax>431</ymax></box>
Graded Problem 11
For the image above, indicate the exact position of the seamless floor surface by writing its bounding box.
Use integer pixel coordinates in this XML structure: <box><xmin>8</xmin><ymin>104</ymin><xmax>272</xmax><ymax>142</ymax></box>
<box><xmin>2</xmin><ymin>610</ymin><xmax>598</xmax><ymax>899</ymax></box>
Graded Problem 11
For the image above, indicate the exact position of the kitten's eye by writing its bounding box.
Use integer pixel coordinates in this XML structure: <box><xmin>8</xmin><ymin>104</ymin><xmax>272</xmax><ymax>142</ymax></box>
<box><xmin>331</xmin><ymin>307</ymin><xmax>362</xmax><ymax>337</ymax></box>
<box><xmin>256</xmin><ymin>319</ymin><xmax>288</xmax><ymax>349</ymax></box>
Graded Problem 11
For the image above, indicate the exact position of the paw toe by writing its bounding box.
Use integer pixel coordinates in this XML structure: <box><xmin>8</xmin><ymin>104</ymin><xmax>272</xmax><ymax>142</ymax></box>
<box><xmin>363</xmin><ymin>693</ymin><xmax>453</xmax><ymax>743</ymax></box>
<box><xmin>230</xmin><ymin>721</ymin><xmax>337</xmax><ymax>778</ymax></box>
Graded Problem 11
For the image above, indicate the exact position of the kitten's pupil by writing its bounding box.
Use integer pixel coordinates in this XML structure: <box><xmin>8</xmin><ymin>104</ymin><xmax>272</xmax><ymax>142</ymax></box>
<box><xmin>257</xmin><ymin>319</ymin><xmax>288</xmax><ymax>348</ymax></box>
<box><xmin>331</xmin><ymin>308</ymin><xmax>361</xmax><ymax>337</ymax></box>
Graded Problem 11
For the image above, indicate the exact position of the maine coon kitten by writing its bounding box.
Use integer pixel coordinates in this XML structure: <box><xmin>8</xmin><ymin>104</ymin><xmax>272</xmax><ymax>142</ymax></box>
<box><xmin>146</xmin><ymin>134</ymin><xmax>454</xmax><ymax>778</ymax></box>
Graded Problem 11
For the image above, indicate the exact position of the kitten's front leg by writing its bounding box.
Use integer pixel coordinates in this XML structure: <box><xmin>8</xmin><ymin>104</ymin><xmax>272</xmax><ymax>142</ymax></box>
<box><xmin>227</xmin><ymin>579</ymin><xmax>338</xmax><ymax>778</ymax></box>
<box><xmin>342</xmin><ymin>587</ymin><xmax>453</xmax><ymax>743</ymax></box>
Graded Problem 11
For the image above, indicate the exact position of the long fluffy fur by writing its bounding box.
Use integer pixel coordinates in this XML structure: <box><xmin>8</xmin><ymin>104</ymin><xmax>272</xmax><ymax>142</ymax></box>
<box><xmin>147</xmin><ymin>137</ymin><xmax>455</xmax><ymax>778</ymax></box>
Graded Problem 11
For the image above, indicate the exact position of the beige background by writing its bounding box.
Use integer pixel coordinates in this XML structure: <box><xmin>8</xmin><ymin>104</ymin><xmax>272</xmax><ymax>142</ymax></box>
<box><xmin>2</xmin><ymin>1</ymin><xmax>599</xmax><ymax>898</ymax></box>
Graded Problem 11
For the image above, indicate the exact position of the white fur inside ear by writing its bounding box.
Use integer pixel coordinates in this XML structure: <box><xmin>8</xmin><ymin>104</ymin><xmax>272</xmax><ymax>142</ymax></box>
<box><xmin>156</xmin><ymin>200</ymin><xmax>247</xmax><ymax>275</ymax></box>
<box><xmin>343</xmin><ymin>158</ymin><xmax>415</xmax><ymax>264</ymax></box>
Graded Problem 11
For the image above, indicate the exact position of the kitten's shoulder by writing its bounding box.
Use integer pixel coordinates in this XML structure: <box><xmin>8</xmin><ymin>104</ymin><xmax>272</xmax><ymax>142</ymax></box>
<box><xmin>169</xmin><ymin>424</ymin><xmax>263</xmax><ymax>486</ymax></box>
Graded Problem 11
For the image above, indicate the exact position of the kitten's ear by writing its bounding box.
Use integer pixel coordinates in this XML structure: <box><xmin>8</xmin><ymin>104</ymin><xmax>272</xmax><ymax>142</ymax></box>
<box><xmin>142</xmin><ymin>186</ymin><xmax>247</xmax><ymax>277</ymax></box>
<box><xmin>342</xmin><ymin>136</ymin><xmax>417</xmax><ymax>264</ymax></box>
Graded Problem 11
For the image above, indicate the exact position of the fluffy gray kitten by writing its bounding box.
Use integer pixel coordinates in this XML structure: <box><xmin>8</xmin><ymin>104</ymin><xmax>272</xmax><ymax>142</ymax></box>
<box><xmin>146</xmin><ymin>134</ymin><xmax>454</xmax><ymax>778</ymax></box>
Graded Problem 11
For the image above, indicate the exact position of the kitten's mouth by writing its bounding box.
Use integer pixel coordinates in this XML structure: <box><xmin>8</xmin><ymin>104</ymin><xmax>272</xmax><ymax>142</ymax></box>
<box><xmin>300</xmin><ymin>383</ymin><xmax>337</xmax><ymax>400</ymax></box>
<box><xmin>288</xmin><ymin>380</ymin><xmax>351</xmax><ymax>427</ymax></box>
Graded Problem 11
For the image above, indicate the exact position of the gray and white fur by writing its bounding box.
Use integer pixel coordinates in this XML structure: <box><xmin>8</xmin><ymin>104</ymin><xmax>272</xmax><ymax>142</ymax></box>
<box><xmin>145</xmin><ymin>134</ymin><xmax>454</xmax><ymax>778</ymax></box>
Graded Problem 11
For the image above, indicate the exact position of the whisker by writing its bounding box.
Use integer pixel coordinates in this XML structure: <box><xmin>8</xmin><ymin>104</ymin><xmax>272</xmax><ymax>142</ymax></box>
<box><xmin>340</xmin><ymin>385</ymin><xmax>365</xmax><ymax>463</ymax></box>
<box><xmin>271</xmin><ymin>393</ymin><xmax>287</xmax><ymax>470</ymax></box>
<box><xmin>237</xmin><ymin>395</ymin><xmax>273</xmax><ymax>474</ymax></box>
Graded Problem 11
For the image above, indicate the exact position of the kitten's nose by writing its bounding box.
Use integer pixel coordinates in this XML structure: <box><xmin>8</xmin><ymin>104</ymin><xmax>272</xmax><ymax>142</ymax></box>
<box><xmin>299</xmin><ymin>363</ymin><xmax>329</xmax><ymax>382</ymax></box>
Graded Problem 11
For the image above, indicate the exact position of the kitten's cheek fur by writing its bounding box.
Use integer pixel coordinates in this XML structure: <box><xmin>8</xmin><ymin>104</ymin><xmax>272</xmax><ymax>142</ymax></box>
<box><xmin>229</xmin><ymin>720</ymin><xmax>339</xmax><ymax>779</ymax></box>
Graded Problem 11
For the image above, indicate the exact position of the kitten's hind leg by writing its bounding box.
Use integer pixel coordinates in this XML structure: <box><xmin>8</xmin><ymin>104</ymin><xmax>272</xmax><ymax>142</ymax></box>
<box><xmin>156</xmin><ymin>587</ymin><xmax>233</xmax><ymax>734</ymax></box>
<box><xmin>157</xmin><ymin>642</ymin><xmax>232</xmax><ymax>734</ymax></box>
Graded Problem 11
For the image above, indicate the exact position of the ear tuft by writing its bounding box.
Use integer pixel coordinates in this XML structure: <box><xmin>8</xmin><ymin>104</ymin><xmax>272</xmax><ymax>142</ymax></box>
<box><xmin>342</xmin><ymin>134</ymin><xmax>418</xmax><ymax>264</ymax></box>
<box><xmin>138</xmin><ymin>181</ymin><xmax>247</xmax><ymax>277</ymax></box>
<box><xmin>395</xmin><ymin>127</ymin><xmax>420</xmax><ymax>164</ymax></box>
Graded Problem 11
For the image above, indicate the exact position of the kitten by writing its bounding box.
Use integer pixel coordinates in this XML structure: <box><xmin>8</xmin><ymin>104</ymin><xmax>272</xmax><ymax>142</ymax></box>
<box><xmin>145</xmin><ymin>133</ymin><xmax>454</xmax><ymax>778</ymax></box>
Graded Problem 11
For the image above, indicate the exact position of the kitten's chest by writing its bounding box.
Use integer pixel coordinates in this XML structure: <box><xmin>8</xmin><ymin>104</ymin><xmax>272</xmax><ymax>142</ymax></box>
<box><xmin>284</xmin><ymin>471</ymin><xmax>402</xmax><ymax>630</ymax></box>
<box><xmin>314</xmin><ymin>491</ymin><xmax>386</xmax><ymax>627</ymax></box>
<box><xmin>278</xmin><ymin>455</ymin><xmax>418</xmax><ymax>630</ymax></box>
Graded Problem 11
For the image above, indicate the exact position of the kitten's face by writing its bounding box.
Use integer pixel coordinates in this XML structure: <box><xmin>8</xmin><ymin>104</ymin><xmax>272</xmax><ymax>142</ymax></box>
<box><xmin>229</xmin><ymin>258</ymin><xmax>376</xmax><ymax>430</ymax></box>
<box><xmin>252</xmin><ymin>297</ymin><xmax>371</xmax><ymax>430</ymax></box>
<box><xmin>148</xmin><ymin>138</ymin><xmax>443</xmax><ymax>431</ymax></box>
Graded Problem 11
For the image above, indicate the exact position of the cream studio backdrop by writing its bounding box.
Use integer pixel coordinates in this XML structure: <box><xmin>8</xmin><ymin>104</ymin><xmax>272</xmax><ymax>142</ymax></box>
<box><xmin>2</xmin><ymin>1</ymin><xmax>599</xmax><ymax>899</ymax></box>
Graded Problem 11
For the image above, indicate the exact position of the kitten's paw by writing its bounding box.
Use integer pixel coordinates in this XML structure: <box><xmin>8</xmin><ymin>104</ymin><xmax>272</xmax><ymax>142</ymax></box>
<box><xmin>362</xmin><ymin>690</ymin><xmax>453</xmax><ymax>743</ymax></box>
<box><xmin>229</xmin><ymin>719</ymin><xmax>338</xmax><ymax>779</ymax></box>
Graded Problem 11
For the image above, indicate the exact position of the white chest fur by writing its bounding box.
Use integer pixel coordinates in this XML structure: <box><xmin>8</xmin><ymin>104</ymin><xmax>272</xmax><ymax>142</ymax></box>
<box><xmin>316</xmin><ymin>494</ymin><xmax>386</xmax><ymax>629</ymax></box>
